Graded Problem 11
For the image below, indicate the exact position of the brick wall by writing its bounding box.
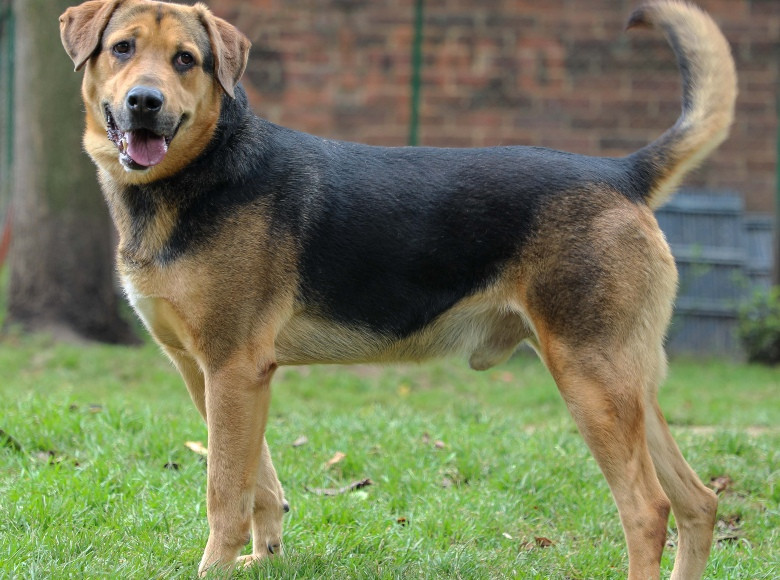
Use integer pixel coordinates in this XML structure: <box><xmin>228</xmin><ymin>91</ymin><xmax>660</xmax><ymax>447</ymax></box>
<box><xmin>209</xmin><ymin>0</ymin><xmax>779</xmax><ymax>213</ymax></box>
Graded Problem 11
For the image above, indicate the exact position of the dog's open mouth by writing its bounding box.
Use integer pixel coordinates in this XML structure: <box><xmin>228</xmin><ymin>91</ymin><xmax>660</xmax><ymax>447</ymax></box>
<box><xmin>105</xmin><ymin>106</ymin><xmax>177</xmax><ymax>171</ymax></box>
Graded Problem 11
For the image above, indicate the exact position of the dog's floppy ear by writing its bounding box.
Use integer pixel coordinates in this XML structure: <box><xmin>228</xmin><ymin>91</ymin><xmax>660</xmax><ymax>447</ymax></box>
<box><xmin>196</xmin><ymin>3</ymin><xmax>251</xmax><ymax>99</ymax></box>
<box><xmin>60</xmin><ymin>0</ymin><xmax>123</xmax><ymax>71</ymax></box>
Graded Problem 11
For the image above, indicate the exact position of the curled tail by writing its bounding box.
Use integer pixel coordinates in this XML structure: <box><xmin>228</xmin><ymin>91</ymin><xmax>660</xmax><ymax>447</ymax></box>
<box><xmin>628</xmin><ymin>1</ymin><xmax>737</xmax><ymax>210</ymax></box>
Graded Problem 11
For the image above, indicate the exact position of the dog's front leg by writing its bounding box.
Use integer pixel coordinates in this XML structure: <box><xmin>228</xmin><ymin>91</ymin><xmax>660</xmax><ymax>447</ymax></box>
<box><xmin>198</xmin><ymin>351</ymin><xmax>277</xmax><ymax>577</ymax></box>
<box><xmin>248</xmin><ymin>438</ymin><xmax>287</xmax><ymax>558</ymax></box>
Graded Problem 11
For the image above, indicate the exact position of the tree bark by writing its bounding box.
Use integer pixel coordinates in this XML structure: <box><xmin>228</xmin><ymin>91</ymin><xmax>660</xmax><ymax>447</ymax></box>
<box><xmin>6</xmin><ymin>0</ymin><xmax>137</xmax><ymax>344</ymax></box>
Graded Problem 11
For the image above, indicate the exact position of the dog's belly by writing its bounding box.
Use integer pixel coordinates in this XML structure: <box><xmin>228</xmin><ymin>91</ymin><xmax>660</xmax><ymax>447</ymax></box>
<box><xmin>122</xmin><ymin>269</ymin><xmax>532</xmax><ymax>370</ymax></box>
<box><xmin>276</xmin><ymin>289</ymin><xmax>532</xmax><ymax>368</ymax></box>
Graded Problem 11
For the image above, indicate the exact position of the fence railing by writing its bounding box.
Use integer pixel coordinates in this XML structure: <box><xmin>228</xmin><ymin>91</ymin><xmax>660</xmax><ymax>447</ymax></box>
<box><xmin>657</xmin><ymin>191</ymin><xmax>774</xmax><ymax>356</ymax></box>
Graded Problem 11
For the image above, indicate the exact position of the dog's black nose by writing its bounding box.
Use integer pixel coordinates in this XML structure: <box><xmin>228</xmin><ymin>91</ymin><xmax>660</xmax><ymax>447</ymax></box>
<box><xmin>125</xmin><ymin>86</ymin><xmax>164</xmax><ymax>116</ymax></box>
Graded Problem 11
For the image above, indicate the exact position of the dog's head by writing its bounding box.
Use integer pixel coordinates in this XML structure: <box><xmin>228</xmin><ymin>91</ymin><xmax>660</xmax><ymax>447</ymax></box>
<box><xmin>60</xmin><ymin>0</ymin><xmax>250</xmax><ymax>184</ymax></box>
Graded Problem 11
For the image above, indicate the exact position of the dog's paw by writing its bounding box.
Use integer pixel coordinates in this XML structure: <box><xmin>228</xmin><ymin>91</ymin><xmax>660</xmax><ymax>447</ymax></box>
<box><xmin>267</xmin><ymin>540</ymin><xmax>282</xmax><ymax>555</ymax></box>
<box><xmin>236</xmin><ymin>545</ymin><xmax>281</xmax><ymax>569</ymax></box>
<box><xmin>251</xmin><ymin>506</ymin><xmax>286</xmax><ymax>558</ymax></box>
<box><xmin>237</xmin><ymin>554</ymin><xmax>262</xmax><ymax>568</ymax></box>
<box><xmin>251</xmin><ymin>534</ymin><xmax>284</xmax><ymax>558</ymax></box>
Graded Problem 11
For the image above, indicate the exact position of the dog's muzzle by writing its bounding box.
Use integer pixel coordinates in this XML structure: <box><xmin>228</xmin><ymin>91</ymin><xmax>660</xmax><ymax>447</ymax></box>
<box><xmin>104</xmin><ymin>86</ymin><xmax>182</xmax><ymax>171</ymax></box>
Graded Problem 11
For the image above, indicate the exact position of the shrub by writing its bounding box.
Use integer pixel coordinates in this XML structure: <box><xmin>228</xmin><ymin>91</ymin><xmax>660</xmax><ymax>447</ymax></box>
<box><xmin>737</xmin><ymin>286</ymin><xmax>780</xmax><ymax>365</ymax></box>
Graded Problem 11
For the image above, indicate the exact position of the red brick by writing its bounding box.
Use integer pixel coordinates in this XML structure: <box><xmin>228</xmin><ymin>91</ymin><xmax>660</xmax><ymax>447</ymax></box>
<box><xmin>210</xmin><ymin>0</ymin><xmax>776</xmax><ymax>212</ymax></box>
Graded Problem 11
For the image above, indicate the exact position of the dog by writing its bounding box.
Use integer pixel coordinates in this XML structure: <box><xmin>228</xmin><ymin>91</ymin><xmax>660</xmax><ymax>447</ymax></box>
<box><xmin>59</xmin><ymin>0</ymin><xmax>736</xmax><ymax>577</ymax></box>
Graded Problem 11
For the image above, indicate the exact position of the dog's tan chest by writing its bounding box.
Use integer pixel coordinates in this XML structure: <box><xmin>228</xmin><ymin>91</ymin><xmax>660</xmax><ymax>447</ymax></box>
<box><xmin>122</xmin><ymin>274</ymin><xmax>196</xmax><ymax>353</ymax></box>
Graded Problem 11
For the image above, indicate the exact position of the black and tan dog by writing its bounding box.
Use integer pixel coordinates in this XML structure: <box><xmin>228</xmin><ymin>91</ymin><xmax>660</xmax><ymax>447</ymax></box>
<box><xmin>59</xmin><ymin>0</ymin><xmax>736</xmax><ymax>577</ymax></box>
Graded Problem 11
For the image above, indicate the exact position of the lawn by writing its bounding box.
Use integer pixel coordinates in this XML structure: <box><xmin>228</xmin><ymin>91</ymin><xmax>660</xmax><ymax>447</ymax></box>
<box><xmin>0</xmin><ymin>334</ymin><xmax>778</xmax><ymax>579</ymax></box>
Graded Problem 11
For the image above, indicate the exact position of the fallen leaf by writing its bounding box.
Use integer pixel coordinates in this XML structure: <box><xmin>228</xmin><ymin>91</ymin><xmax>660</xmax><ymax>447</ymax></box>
<box><xmin>324</xmin><ymin>451</ymin><xmax>346</xmax><ymax>469</ymax></box>
<box><xmin>292</xmin><ymin>435</ymin><xmax>308</xmax><ymax>448</ymax></box>
<box><xmin>490</xmin><ymin>371</ymin><xmax>515</xmax><ymax>383</ymax></box>
<box><xmin>185</xmin><ymin>441</ymin><xmax>208</xmax><ymax>456</ymax></box>
<box><xmin>715</xmin><ymin>514</ymin><xmax>743</xmax><ymax>543</ymax></box>
<box><xmin>502</xmin><ymin>532</ymin><xmax>513</xmax><ymax>540</ymax></box>
<box><xmin>709</xmin><ymin>475</ymin><xmax>733</xmax><ymax>494</ymax></box>
<box><xmin>306</xmin><ymin>478</ymin><xmax>372</xmax><ymax>496</ymax></box>
<box><xmin>535</xmin><ymin>536</ymin><xmax>555</xmax><ymax>547</ymax></box>
<box><xmin>397</xmin><ymin>384</ymin><xmax>411</xmax><ymax>397</ymax></box>
<box><xmin>439</xmin><ymin>466</ymin><xmax>468</xmax><ymax>488</ymax></box>
<box><xmin>434</xmin><ymin>440</ymin><xmax>446</xmax><ymax>449</ymax></box>
<box><xmin>0</xmin><ymin>429</ymin><xmax>23</xmax><ymax>452</ymax></box>
<box><xmin>35</xmin><ymin>450</ymin><xmax>76</xmax><ymax>466</ymax></box>
<box><xmin>35</xmin><ymin>450</ymin><xmax>56</xmax><ymax>463</ymax></box>
<box><xmin>34</xmin><ymin>449</ymin><xmax>79</xmax><ymax>467</ymax></box>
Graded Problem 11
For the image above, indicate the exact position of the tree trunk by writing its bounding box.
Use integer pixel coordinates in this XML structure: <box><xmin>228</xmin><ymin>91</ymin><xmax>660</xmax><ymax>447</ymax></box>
<box><xmin>6</xmin><ymin>0</ymin><xmax>137</xmax><ymax>344</ymax></box>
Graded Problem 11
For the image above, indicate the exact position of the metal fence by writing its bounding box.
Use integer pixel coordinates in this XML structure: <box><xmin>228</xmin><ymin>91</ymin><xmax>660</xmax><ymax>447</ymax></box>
<box><xmin>657</xmin><ymin>191</ymin><xmax>774</xmax><ymax>357</ymax></box>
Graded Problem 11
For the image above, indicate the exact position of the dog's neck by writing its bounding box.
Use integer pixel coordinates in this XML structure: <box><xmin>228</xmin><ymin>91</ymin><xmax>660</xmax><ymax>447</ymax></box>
<box><xmin>102</xmin><ymin>84</ymin><xmax>269</xmax><ymax>269</ymax></box>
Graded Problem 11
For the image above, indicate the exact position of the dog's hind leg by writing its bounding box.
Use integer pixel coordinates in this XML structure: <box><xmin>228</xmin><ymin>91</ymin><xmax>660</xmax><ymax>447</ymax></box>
<box><xmin>539</xmin><ymin>336</ymin><xmax>671</xmax><ymax>580</ymax></box>
<box><xmin>644</xmin><ymin>386</ymin><xmax>717</xmax><ymax>580</ymax></box>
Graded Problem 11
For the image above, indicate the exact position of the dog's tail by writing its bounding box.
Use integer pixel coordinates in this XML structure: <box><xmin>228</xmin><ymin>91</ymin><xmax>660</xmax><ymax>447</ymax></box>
<box><xmin>627</xmin><ymin>1</ymin><xmax>737</xmax><ymax>210</ymax></box>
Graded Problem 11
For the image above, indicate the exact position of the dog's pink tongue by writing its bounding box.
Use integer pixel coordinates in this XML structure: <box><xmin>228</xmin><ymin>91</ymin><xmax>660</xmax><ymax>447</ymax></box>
<box><xmin>126</xmin><ymin>130</ymin><xmax>167</xmax><ymax>167</ymax></box>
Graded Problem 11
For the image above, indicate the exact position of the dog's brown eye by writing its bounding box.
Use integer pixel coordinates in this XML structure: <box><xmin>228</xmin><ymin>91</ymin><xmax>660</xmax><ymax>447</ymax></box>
<box><xmin>174</xmin><ymin>52</ymin><xmax>195</xmax><ymax>71</ymax></box>
<box><xmin>112</xmin><ymin>41</ymin><xmax>132</xmax><ymax>57</ymax></box>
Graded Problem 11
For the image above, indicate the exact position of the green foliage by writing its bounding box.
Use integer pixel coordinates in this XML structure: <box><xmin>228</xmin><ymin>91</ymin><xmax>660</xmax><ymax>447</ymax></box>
<box><xmin>737</xmin><ymin>286</ymin><xmax>780</xmax><ymax>365</ymax></box>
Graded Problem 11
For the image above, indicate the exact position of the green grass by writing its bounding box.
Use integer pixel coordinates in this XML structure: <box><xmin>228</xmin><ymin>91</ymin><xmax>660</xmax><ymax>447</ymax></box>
<box><xmin>1</xmin><ymin>336</ymin><xmax>778</xmax><ymax>579</ymax></box>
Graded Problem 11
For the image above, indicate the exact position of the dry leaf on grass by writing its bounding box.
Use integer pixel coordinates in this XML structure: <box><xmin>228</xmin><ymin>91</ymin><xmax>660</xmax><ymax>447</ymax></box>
<box><xmin>35</xmin><ymin>450</ymin><xmax>57</xmax><ymax>463</ymax></box>
<box><xmin>34</xmin><ymin>449</ymin><xmax>78</xmax><ymax>466</ymax></box>
<box><xmin>421</xmin><ymin>433</ymin><xmax>446</xmax><ymax>449</ymax></box>
<box><xmin>709</xmin><ymin>474</ymin><xmax>733</xmax><ymax>494</ymax></box>
<box><xmin>324</xmin><ymin>451</ymin><xmax>346</xmax><ymax>468</ymax></box>
<box><xmin>306</xmin><ymin>478</ymin><xmax>373</xmax><ymax>497</ymax></box>
<box><xmin>292</xmin><ymin>435</ymin><xmax>309</xmax><ymax>448</ymax></box>
<box><xmin>185</xmin><ymin>441</ymin><xmax>208</xmax><ymax>456</ymax></box>
<box><xmin>491</xmin><ymin>371</ymin><xmax>515</xmax><ymax>383</ymax></box>
<box><xmin>521</xmin><ymin>536</ymin><xmax>556</xmax><ymax>550</ymax></box>
<box><xmin>535</xmin><ymin>536</ymin><xmax>555</xmax><ymax>548</ymax></box>
<box><xmin>715</xmin><ymin>514</ymin><xmax>743</xmax><ymax>543</ymax></box>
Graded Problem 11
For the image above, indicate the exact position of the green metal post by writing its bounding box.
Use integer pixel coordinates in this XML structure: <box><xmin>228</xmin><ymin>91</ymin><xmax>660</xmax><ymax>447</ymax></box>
<box><xmin>409</xmin><ymin>0</ymin><xmax>424</xmax><ymax>146</ymax></box>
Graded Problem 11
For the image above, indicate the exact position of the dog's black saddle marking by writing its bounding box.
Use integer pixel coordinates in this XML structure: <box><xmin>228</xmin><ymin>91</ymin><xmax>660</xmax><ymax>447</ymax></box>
<box><xmin>296</xmin><ymin>139</ymin><xmax>649</xmax><ymax>338</ymax></box>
